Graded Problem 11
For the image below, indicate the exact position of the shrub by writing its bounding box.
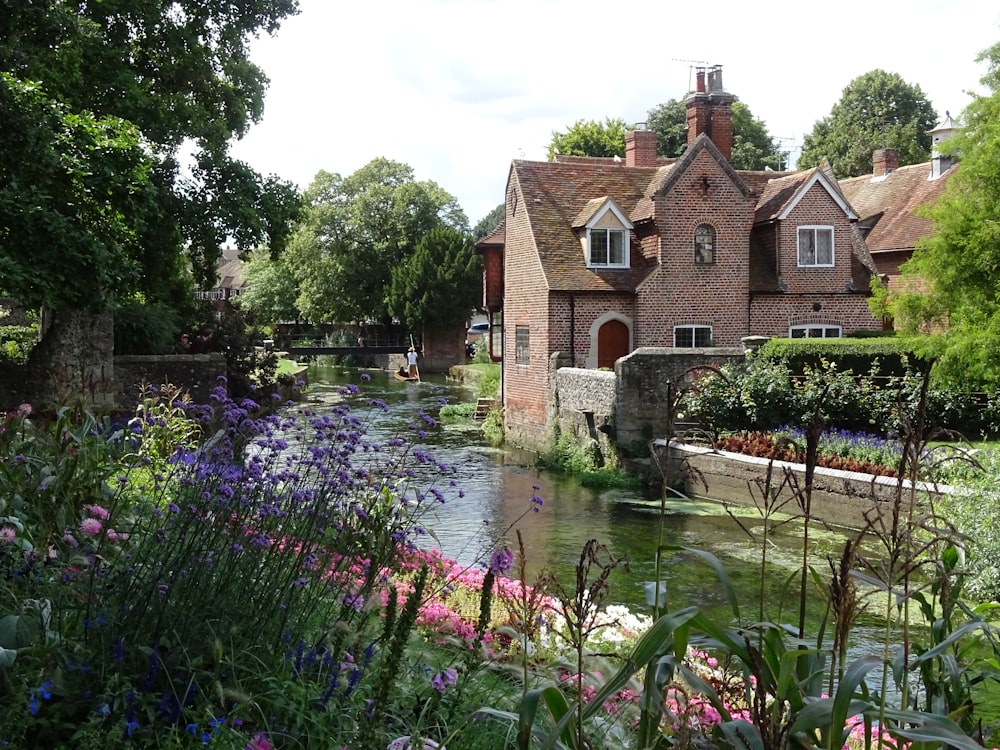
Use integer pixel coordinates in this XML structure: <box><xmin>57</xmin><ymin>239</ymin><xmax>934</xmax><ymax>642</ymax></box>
<box><xmin>113</xmin><ymin>301</ymin><xmax>182</xmax><ymax>354</ymax></box>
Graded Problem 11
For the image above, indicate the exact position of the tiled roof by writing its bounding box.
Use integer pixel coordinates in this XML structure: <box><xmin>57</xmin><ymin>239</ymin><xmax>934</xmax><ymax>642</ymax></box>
<box><xmin>476</xmin><ymin>220</ymin><xmax>505</xmax><ymax>249</ymax></box>
<box><xmin>840</xmin><ymin>162</ymin><xmax>956</xmax><ymax>253</ymax></box>
<box><xmin>511</xmin><ymin>159</ymin><xmax>660</xmax><ymax>292</ymax></box>
<box><xmin>754</xmin><ymin>170</ymin><xmax>814</xmax><ymax>222</ymax></box>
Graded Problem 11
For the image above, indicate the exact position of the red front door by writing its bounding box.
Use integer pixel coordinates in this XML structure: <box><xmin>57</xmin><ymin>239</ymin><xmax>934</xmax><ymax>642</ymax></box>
<box><xmin>597</xmin><ymin>320</ymin><xmax>629</xmax><ymax>369</ymax></box>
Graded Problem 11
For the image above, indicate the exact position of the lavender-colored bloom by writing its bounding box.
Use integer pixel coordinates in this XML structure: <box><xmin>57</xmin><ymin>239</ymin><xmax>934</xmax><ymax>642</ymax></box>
<box><xmin>488</xmin><ymin>547</ymin><xmax>514</xmax><ymax>576</ymax></box>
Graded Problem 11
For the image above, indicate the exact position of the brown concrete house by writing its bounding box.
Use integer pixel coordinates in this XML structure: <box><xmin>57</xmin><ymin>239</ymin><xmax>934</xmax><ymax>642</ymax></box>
<box><xmin>477</xmin><ymin>66</ymin><xmax>956</xmax><ymax>450</ymax></box>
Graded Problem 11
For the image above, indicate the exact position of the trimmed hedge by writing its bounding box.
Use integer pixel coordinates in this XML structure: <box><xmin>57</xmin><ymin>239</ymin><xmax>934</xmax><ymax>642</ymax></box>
<box><xmin>756</xmin><ymin>336</ymin><xmax>933</xmax><ymax>377</ymax></box>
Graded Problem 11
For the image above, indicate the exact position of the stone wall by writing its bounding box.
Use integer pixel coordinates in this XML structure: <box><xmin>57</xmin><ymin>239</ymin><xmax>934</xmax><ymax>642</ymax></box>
<box><xmin>614</xmin><ymin>347</ymin><xmax>744</xmax><ymax>448</ymax></box>
<box><xmin>114</xmin><ymin>354</ymin><xmax>228</xmax><ymax>413</ymax></box>
<box><xmin>551</xmin><ymin>366</ymin><xmax>617</xmax><ymax>462</ymax></box>
<box><xmin>0</xmin><ymin>309</ymin><xmax>115</xmax><ymax>412</ymax></box>
<box><xmin>658</xmin><ymin>440</ymin><xmax>946</xmax><ymax>531</ymax></box>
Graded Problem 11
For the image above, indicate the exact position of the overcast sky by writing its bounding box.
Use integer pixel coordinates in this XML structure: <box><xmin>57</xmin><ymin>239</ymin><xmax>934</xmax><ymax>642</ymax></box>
<box><xmin>229</xmin><ymin>0</ymin><xmax>1000</xmax><ymax>226</ymax></box>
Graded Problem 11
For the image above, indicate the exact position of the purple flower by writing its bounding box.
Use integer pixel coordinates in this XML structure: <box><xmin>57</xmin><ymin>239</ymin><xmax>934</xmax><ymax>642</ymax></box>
<box><xmin>488</xmin><ymin>547</ymin><xmax>514</xmax><ymax>576</ymax></box>
<box><xmin>431</xmin><ymin>668</ymin><xmax>458</xmax><ymax>693</ymax></box>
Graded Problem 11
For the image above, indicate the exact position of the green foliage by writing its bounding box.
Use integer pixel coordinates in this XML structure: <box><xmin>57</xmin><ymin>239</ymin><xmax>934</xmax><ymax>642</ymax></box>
<box><xmin>0</xmin><ymin>1</ymin><xmax>303</xmax><ymax>311</ymax></box>
<box><xmin>0</xmin><ymin>73</ymin><xmax>155</xmax><ymax>310</ymax></box>
<box><xmin>112</xmin><ymin>301</ymin><xmax>182</xmax><ymax>355</ymax></box>
<box><xmin>894</xmin><ymin>41</ymin><xmax>1000</xmax><ymax>391</ymax></box>
<box><xmin>0</xmin><ymin>324</ymin><xmax>36</xmax><ymax>364</ymax></box>
<box><xmin>473</xmin><ymin>203</ymin><xmax>505</xmax><ymax>242</ymax></box>
<box><xmin>481</xmin><ymin>402</ymin><xmax>504</xmax><ymax>447</ymax></box>
<box><xmin>797</xmin><ymin>69</ymin><xmax>938</xmax><ymax>177</ymax></box>
<box><xmin>387</xmin><ymin>225</ymin><xmax>482</xmax><ymax>333</ymax></box>
<box><xmin>547</xmin><ymin>118</ymin><xmax>629</xmax><ymax>160</ymax></box>
<box><xmin>439</xmin><ymin>402</ymin><xmax>477</xmax><ymax>421</ymax></box>
<box><xmin>473</xmin><ymin>363</ymin><xmax>500</xmax><ymax>398</ymax></box>
<box><xmin>681</xmin><ymin>355</ymin><xmax>1000</xmax><ymax>438</ymax></box>
<box><xmin>646</xmin><ymin>99</ymin><xmax>782</xmax><ymax>169</ymax></box>
<box><xmin>756</xmin><ymin>336</ymin><xmax>933</xmax><ymax>377</ymax></box>
<box><xmin>289</xmin><ymin>161</ymin><xmax>468</xmax><ymax>325</ymax></box>
<box><xmin>239</xmin><ymin>248</ymin><xmax>303</xmax><ymax>327</ymax></box>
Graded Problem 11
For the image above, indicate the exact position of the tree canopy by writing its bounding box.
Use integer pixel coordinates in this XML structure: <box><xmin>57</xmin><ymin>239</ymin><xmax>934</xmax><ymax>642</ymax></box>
<box><xmin>646</xmin><ymin>99</ymin><xmax>782</xmax><ymax>170</ymax></box>
<box><xmin>386</xmin><ymin>226</ymin><xmax>482</xmax><ymax>333</ymax></box>
<box><xmin>473</xmin><ymin>203</ymin><xmax>505</xmax><ymax>242</ymax></box>
<box><xmin>547</xmin><ymin>118</ymin><xmax>629</xmax><ymax>160</ymax></box>
<box><xmin>797</xmin><ymin>69</ymin><xmax>938</xmax><ymax>177</ymax></box>
<box><xmin>547</xmin><ymin>101</ymin><xmax>781</xmax><ymax>170</ymax></box>
<box><xmin>0</xmin><ymin>0</ymin><xmax>302</xmax><ymax>311</ymax></box>
<box><xmin>891</xmin><ymin>42</ymin><xmax>1000</xmax><ymax>389</ymax></box>
<box><xmin>286</xmin><ymin>160</ymin><xmax>468</xmax><ymax>325</ymax></box>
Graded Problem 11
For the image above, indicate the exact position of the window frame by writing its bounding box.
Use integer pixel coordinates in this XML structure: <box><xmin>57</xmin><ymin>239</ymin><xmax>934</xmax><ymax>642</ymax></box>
<box><xmin>789</xmin><ymin>324</ymin><xmax>842</xmax><ymax>339</ymax></box>
<box><xmin>515</xmin><ymin>325</ymin><xmax>530</xmax><ymax>364</ymax></box>
<box><xmin>797</xmin><ymin>225</ymin><xmax>834</xmax><ymax>267</ymax></box>
<box><xmin>587</xmin><ymin>227</ymin><xmax>629</xmax><ymax>268</ymax></box>
<box><xmin>694</xmin><ymin>224</ymin><xmax>716</xmax><ymax>265</ymax></box>
<box><xmin>673</xmin><ymin>325</ymin><xmax>713</xmax><ymax>348</ymax></box>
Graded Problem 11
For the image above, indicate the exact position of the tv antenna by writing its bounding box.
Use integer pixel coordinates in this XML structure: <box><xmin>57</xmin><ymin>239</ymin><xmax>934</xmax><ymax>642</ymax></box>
<box><xmin>773</xmin><ymin>136</ymin><xmax>796</xmax><ymax>170</ymax></box>
<box><xmin>671</xmin><ymin>58</ymin><xmax>712</xmax><ymax>91</ymax></box>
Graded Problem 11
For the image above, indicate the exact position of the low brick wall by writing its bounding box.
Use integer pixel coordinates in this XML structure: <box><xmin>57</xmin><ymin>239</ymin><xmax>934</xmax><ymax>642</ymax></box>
<box><xmin>658</xmin><ymin>440</ymin><xmax>947</xmax><ymax>530</ymax></box>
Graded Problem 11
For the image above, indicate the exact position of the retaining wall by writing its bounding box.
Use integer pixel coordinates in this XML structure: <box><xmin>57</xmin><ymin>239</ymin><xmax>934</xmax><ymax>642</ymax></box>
<box><xmin>658</xmin><ymin>440</ymin><xmax>947</xmax><ymax>530</ymax></box>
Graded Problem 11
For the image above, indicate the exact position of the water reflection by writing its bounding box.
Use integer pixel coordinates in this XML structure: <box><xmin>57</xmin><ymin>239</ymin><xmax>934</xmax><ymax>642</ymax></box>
<box><xmin>302</xmin><ymin>365</ymin><xmax>851</xmax><ymax>618</ymax></box>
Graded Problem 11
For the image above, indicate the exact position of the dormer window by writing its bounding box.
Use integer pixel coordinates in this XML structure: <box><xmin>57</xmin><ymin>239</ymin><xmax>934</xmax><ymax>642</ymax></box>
<box><xmin>580</xmin><ymin>199</ymin><xmax>632</xmax><ymax>269</ymax></box>
<box><xmin>589</xmin><ymin>228</ymin><xmax>628</xmax><ymax>267</ymax></box>
<box><xmin>798</xmin><ymin>226</ymin><xmax>834</xmax><ymax>267</ymax></box>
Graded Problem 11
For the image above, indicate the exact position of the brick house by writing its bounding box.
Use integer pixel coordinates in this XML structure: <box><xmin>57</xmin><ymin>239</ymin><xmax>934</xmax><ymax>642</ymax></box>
<box><xmin>477</xmin><ymin>66</ymin><xmax>955</xmax><ymax>451</ymax></box>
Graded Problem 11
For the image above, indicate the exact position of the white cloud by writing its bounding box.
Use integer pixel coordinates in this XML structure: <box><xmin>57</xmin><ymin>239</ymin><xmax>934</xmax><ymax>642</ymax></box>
<box><xmin>230</xmin><ymin>0</ymin><xmax>1000</xmax><ymax>225</ymax></box>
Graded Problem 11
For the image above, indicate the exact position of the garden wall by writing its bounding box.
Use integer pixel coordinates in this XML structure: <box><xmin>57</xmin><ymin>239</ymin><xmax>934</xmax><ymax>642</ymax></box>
<box><xmin>548</xmin><ymin>347</ymin><xmax>745</xmax><ymax>465</ymax></box>
<box><xmin>114</xmin><ymin>354</ymin><xmax>228</xmax><ymax>413</ymax></box>
<box><xmin>614</xmin><ymin>347</ymin><xmax>744</xmax><ymax>448</ymax></box>
<box><xmin>656</xmin><ymin>440</ymin><xmax>947</xmax><ymax>530</ymax></box>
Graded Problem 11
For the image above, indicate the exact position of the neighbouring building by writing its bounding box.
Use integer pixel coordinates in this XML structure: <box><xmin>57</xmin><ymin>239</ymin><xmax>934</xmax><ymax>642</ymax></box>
<box><xmin>476</xmin><ymin>65</ymin><xmax>959</xmax><ymax>452</ymax></box>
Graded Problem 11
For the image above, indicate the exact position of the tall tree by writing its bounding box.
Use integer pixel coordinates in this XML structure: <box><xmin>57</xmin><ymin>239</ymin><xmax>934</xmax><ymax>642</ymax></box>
<box><xmin>0</xmin><ymin>0</ymin><xmax>302</xmax><ymax>311</ymax></box>
<box><xmin>473</xmin><ymin>203</ymin><xmax>505</xmax><ymax>242</ymax></box>
<box><xmin>386</xmin><ymin>226</ymin><xmax>482</xmax><ymax>333</ymax></box>
<box><xmin>892</xmin><ymin>42</ymin><xmax>1000</xmax><ymax>389</ymax></box>
<box><xmin>551</xmin><ymin>101</ymin><xmax>781</xmax><ymax>170</ymax></box>
<box><xmin>238</xmin><ymin>249</ymin><xmax>302</xmax><ymax>326</ymax></box>
<box><xmin>290</xmin><ymin>161</ymin><xmax>467</xmax><ymax>325</ymax></box>
<box><xmin>798</xmin><ymin>69</ymin><xmax>938</xmax><ymax>177</ymax></box>
<box><xmin>547</xmin><ymin>118</ymin><xmax>629</xmax><ymax>160</ymax></box>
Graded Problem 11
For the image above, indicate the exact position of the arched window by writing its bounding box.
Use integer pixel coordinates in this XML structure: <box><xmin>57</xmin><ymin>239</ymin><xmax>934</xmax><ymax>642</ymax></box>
<box><xmin>694</xmin><ymin>224</ymin><xmax>715</xmax><ymax>264</ymax></box>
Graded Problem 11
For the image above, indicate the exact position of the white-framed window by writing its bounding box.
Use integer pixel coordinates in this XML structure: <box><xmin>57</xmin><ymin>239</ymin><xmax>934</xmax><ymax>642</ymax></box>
<box><xmin>674</xmin><ymin>325</ymin><xmax>713</xmax><ymax>347</ymax></box>
<box><xmin>797</xmin><ymin>226</ymin><xmax>834</xmax><ymax>267</ymax></box>
<box><xmin>789</xmin><ymin>324</ymin><xmax>842</xmax><ymax>338</ymax></box>
<box><xmin>694</xmin><ymin>224</ymin><xmax>716</xmax><ymax>264</ymax></box>
<box><xmin>588</xmin><ymin>228</ymin><xmax>628</xmax><ymax>267</ymax></box>
<box><xmin>515</xmin><ymin>325</ymin><xmax>530</xmax><ymax>364</ymax></box>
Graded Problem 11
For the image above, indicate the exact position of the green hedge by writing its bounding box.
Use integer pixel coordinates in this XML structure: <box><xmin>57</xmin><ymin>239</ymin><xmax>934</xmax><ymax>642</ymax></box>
<box><xmin>0</xmin><ymin>325</ymin><xmax>37</xmax><ymax>364</ymax></box>
<box><xmin>756</xmin><ymin>336</ymin><xmax>933</xmax><ymax>377</ymax></box>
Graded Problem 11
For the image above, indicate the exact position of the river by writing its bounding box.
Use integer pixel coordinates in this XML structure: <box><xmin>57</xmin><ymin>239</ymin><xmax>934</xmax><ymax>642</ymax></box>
<box><xmin>302</xmin><ymin>364</ymin><xmax>860</xmax><ymax>622</ymax></box>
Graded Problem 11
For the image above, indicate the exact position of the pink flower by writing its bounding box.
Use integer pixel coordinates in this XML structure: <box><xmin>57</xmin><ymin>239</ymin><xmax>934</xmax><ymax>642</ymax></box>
<box><xmin>246</xmin><ymin>734</ymin><xmax>273</xmax><ymax>750</ymax></box>
<box><xmin>80</xmin><ymin>518</ymin><xmax>103</xmax><ymax>536</ymax></box>
<box><xmin>0</xmin><ymin>526</ymin><xmax>16</xmax><ymax>543</ymax></box>
<box><xmin>63</xmin><ymin>532</ymin><xmax>79</xmax><ymax>548</ymax></box>
<box><xmin>86</xmin><ymin>504</ymin><xmax>110</xmax><ymax>520</ymax></box>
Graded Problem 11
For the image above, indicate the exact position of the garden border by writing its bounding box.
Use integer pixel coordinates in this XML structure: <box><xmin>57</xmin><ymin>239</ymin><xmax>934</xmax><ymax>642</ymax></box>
<box><xmin>657</xmin><ymin>439</ymin><xmax>959</xmax><ymax>530</ymax></box>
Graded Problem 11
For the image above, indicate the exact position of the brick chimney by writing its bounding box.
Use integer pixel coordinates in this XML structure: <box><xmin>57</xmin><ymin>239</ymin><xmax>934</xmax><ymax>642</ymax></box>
<box><xmin>625</xmin><ymin>127</ymin><xmax>658</xmax><ymax>167</ymax></box>
<box><xmin>684</xmin><ymin>65</ymin><xmax>735</xmax><ymax>160</ymax></box>
<box><xmin>873</xmin><ymin>148</ymin><xmax>899</xmax><ymax>176</ymax></box>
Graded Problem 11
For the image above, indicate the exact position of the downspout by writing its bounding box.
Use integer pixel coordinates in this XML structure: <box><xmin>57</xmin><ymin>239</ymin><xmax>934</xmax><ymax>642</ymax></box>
<box><xmin>569</xmin><ymin>294</ymin><xmax>576</xmax><ymax>367</ymax></box>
